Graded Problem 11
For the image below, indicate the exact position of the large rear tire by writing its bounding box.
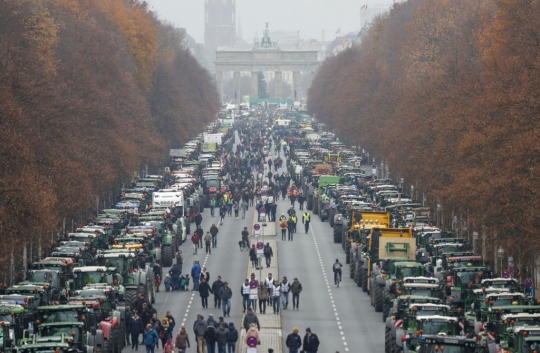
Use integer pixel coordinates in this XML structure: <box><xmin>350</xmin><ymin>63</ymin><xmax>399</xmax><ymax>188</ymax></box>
<box><xmin>333</xmin><ymin>225</ymin><xmax>342</xmax><ymax>243</ymax></box>
<box><xmin>123</xmin><ymin>289</ymin><xmax>138</xmax><ymax>307</ymax></box>
<box><xmin>345</xmin><ymin>242</ymin><xmax>351</xmax><ymax>264</ymax></box>
<box><xmin>362</xmin><ymin>269</ymin><xmax>368</xmax><ymax>293</ymax></box>
<box><xmin>162</xmin><ymin>245</ymin><xmax>173</xmax><ymax>267</ymax></box>
<box><xmin>354</xmin><ymin>264</ymin><xmax>362</xmax><ymax>286</ymax></box>
<box><xmin>383</xmin><ymin>288</ymin><xmax>392</xmax><ymax>322</ymax></box>
<box><xmin>350</xmin><ymin>260</ymin><xmax>355</xmax><ymax>279</ymax></box>
<box><xmin>329</xmin><ymin>209</ymin><xmax>335</xmax><ymax>227</ymax></box>
<box><xmin>307</xmin><ymin>195</ymin><xmax>313</xmax><ymax>211</ymax></box>
<box><xmin>313</xmin><ymin>198</ymin><xmax>319</xmax><ymax>215</ymax></box>
<box><xmin>375</xmin><ymin>284</ymin><xmax>383</xmax><ymax>312</ymax></box>
<box><xmin>385</xmin><ymin>327</ymin><xmax>392</xmax><ymax>353</ymax></box>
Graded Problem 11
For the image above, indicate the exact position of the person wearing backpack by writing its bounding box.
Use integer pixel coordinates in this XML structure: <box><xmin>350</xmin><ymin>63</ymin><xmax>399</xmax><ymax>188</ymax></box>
<box><xmin>263</xmin><ymin>243</ymin><xmax>273</xmax><ymax>268</ymax></box>
<box><xmin>227</xmin><ymin>322</ymin><xmax>238</xmax><ymax>353</ymax></box>
<box><xmin>204</xmin><ymin>324</ymin><xmax>217</xmax><ymax>353</ymax></box>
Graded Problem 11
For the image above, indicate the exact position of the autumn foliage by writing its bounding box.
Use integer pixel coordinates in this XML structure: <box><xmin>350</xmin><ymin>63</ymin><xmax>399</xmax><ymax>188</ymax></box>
<box><xmin>308</xmin><ymin>0</ymin><xmax>540</xmax><ymax>276</ymax></box>
<box><xmin>0</xmin><ymin>0</ymin><xmax>218</xmax><ymax>279</ymax></box>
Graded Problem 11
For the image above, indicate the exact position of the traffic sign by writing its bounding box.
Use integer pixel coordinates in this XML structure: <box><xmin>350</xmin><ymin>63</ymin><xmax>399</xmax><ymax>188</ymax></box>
<box><xmin>253</xmin><ymin>224</ymin><xmax>260</xmax><ymax>231</ymax></box>
<box><xmin>246</xmin><ymin>336</ymin><xmax>258</xmax><ymax>348</ymax></box>
<box><xmin>525</xmin><ymin>278</ymin><xmax>534</xmax><ymax>288</ymax></box>
<box><xmin>249</xmin><ymin>280</ymin><xmax>258</xmax><ymax>289</ymax></box>
<box><xmin>257</xmin><ymin>242</ymin><xmax>264</xmax><ymax>250</ymax></box>
<box><xmin>502</xmin><ymin>270</ymin><xmax>510</xmax><ymax>278</ymax></box>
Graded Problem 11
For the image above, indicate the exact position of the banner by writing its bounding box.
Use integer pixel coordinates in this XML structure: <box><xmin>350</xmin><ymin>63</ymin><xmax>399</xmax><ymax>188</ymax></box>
<box><xmin>203</xmin><ymin>133</ymin><xmax>223</xmax><ymax>144</ymax></box>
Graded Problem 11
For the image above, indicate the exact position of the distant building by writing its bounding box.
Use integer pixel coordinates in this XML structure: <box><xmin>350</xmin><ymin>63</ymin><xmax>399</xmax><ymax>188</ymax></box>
<box><xmin>204</xmin><ymin>0</ymin><xmax>236</xmax><ymax>48</ymax></box>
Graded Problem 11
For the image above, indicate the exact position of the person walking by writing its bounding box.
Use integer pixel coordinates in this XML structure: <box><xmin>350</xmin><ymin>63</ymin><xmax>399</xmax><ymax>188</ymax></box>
<box><xmin>175</xmin><ymin>327</ymin><xmax>191</xmax><ymax>353</ymax></box>
<box><xmin>249</xmin><ymin>245</ymin><xmax>258</xmax><ymax>268</ymax></box>
<box><xmin>291</xmin><ymin>213</ymin><xmax>297</xmax><ymax>234</ymax></box>
<box><xmin>246</xmin><ymin>323</ymin><xmax>260</xmax><ymax>344</ymax></box>
<box><xmin>298</xmin><ymin>194</ymin><xmax>305</xmax><ymax>210</ymax></box>
<box><xmin>233</xmin><ymin>201</ymin><xmax>239</xmax><ymax>219</ymax></box>
<box><xmin>287</xmin><ymin>217</ymin><xmax>295</xmax><ymax>241</ymax></box>
<box><xmin>125</xmin><ymin>306</ymin><xmax>133</xmax><ymax>346</ymax></box>
<box><xmin>265</xmin><ymin>274</ymin><xmax>274</xmax><ymax>306</ymax></box>
<box><xmin>164</xmin><ymin>339</ymin><xmax>174</xmax><ymax>353</ymax></box>
<box><xmin>195</xmin><ymin>226</ymin><xmax>204</xmax><ymax>249</ymax></box>
<box><xmin>279</xmin><ymin>219</ymin><xmax>288</xmax><ymax>241</ymax></box>
<box><xmin>302</xmin><ymin>328</ymin><xmax>320</xmax><ymax>353</ymax></box>
<box><xmin>191</xmin><ymin>233</ymin><xmax>200</xmax><ymax>255</ymax></box>
<box><xmin>280</xmin><ymin>277</ymin><xmax>290</xmax><ymax>310</ymax></box>
<box><xmin>290</xmin><ymin>278</ymin><xmax>303</xmax><ymax>310</ymax></box>
<box><xmin>271</xmin><ymin>280</ymin><xmax>281</xmax><ymax>314</ymax></box>
<box><xmin>243</xmin><ymin>307</ymin><xmax>260</xmax><ymax>332</ymax></box>
<box><xmin>204</xmin><ymin>232</ymin><xmax>212</xmax><ymax>254</ymax></box>
<box><xmin>209</xmin><ymin>224</ymin><xmax>219</xmax><ymax>248</ymax></box>
<box><xmin>241</xmin><ymin>279</ymin><xmax>250</xmax><ymax>313</ymax></box>
<box><xmin>219</xmin><ymin>204</ymin><xmax>226</xmax><ymax>225</ymax></box>
<box><xmin>212</xmin><ymin>276</ymin><xmax>224</xmax><ymax>309</ymax></box>
<box><xmin>226</xmin><ymin>323</ymin><xmax>238</xmax><ymax>353</ymax></box>
<box><xmin>241</xmin><ymin>200</ymin><xmax>248</xmax><ymax>219</ymax></box>
<box><xmin>191</xmin><ymin>261</ymin><xmax>201</xmax><ymax>291</ymax></box>
<box><xmin>204</xmin><ymin>323</ymin><xmax>217</xmax><ymax>353</ymax></box>
<box><xmin>193</xmin><ymin>315</ymin><xmax>208</xmax><ymax>353</ymax></box>
<box><xmin>285</xmin><ymin>327</ymin><xmax>302</xmax><ymax>353</ymax></box>
<box><xmin>129</xmin><ymin>311</ymin><xmax>144</xmax><ymax>350</ymax></box>
<box><xmin>160</xmin><ymin>318</ymin><xmax>173</xmax><ymax>348</ymax></box>
<box><xmin>209</xmin><ymin>198</ymin><xmax>216</xmax><ymax>217</ymax></box>
<box><xmin>257</xmin><ymin>283</ymin><xmax>268</xmax><ymax>314</ymax></box>
<box><xmin>199</xmin><ymin>277</ymin><xmax>212</xmax><ymax>309</ymax></box>
<box><xmin>195</xmin><ymin>212</ymin><xmax>203</xmax><ymax>229</ymax></box>
<box><xmin>263</xmin><ymin>243</ymin><xmax>273</xmax><ymax>268</ymax></box>
<box><xmin>176</xmin><ymin>250</ymin><xmax>183</xmax><ymax>272</ymax></box>
<box><xmin>302</xmin><ymin>212</ymin><xmax>311</xmax><ymax>234</ymax></box>
<box><xmin>215</xmin><ymin>322</ymin><xmax>229</xmax><ymax>353</ymax></box>
<box><xmin>218</xmin><ymin>281</ymin><xmax>232</xmax><ymax>317</ymax></box>
<box><xmin>143</xmin><ymin>324</ymin><xmax>159</xmax><ymax>353</ymax></box>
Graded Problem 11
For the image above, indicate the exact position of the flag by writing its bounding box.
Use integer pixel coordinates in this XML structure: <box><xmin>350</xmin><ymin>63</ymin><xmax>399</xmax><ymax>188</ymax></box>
<box><xmin>361</xmin><ymin>4</ymin><xmax>366</xmax><ymax>10</ymax></box>
<box><xmin>335</xmin><ymin>27</ymin><xmax>340</xmax><ymax>34</ymax></box>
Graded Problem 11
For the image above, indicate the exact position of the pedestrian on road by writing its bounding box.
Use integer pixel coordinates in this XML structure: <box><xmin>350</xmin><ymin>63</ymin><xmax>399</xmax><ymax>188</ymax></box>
<box><xmin>125</xmin><ymin>306</ymin><xmax>133</xmax><ymax>346</ymax></box>
<box><xmin>249</xmin><ymin>273</ymin><xmax>258</xmax><ymax>309</ymax></box>
<box><xmin>285</xmin><ymin>327</ymin><xmax>302</xmax><ymax>353</ymax></box>
<box><xmin>204</xmin><ymin>232</ymin><xmax>212</xmax><ymax>254</ymax></box>
<box><xmin>129</xmin><ymin>311</ymin><xmax>144</xmax><ymax>350</ymax></box>
<box><xmin>143</xmin><ymin>324</ymin><xmax>159</xmax><ymax>353</ymax></box>
<box><xmin>193</xmin><ymin>315</ymin><xmax>208</xmax><ymax>353</ymax></box>
<box><xmin>241</xmin><ymin>279</ymin><xmax>250</xmax><ymax>313</ymax></box>
<box><xmin>291</xmin><ymin>278</ymin><xmax>303</xmax><ymax>310</ymax></box>
<box><xmin>207</xmin><ymin>314</ymin><xmax>218</xmax><ymax>329</ymax></box>
<box><xmin>249</xmin><ymin>245</ymin><xmax>258</xmax><ymax>268</ymax></box>
<box><xmin>195</xmin><ymin>225</ymin><xmax>204</xmax><ymax>249</ymax></box>
<box><xmin>302</xmin><ymin>212</ymin><xmax>311</xmax><ymax>234</ymax></box>
<box><xmin>176</xmin><ymin>250</ymin><xmax>183</xmax><ymax>272</ymax></box>
<box><xmin>271</xmin><ymin>280</ymin><xmax>281</xmax><ymax>313</ymax></box>
<box><xmin>175</xmin><ymin>327</ymin><xmax>190</xmax><ymax>353</ymax></box>
<box><xmin>241</xmin><ymin>227</ymin><xmax>250</xmax><ymax>249</ymax></box>
<box><xmin>287</xmin><ymin>217</ymin><xmax>295</xmax><ymax>241</ymax></box>
<box><xmin>227</xmin><ymin>323</ymin><xmax>238</xmax><ymax>353</ymax></box>
<box><xmin>265</xmin><ymin>274</ymin><xmax>274</xmax><ymax>305</ymax></box>
<box><xmin>219</xmin><ymin>205</ymin><xmax>226</xmax><ymax>225</ymax></box>
<box><xmin>241</xmin><ymin>200</ymin><xmax>248</xmax><ymax>219</ymax></box>
<box><xmin>210</xmin><ymin>224</ymin><xmax>219</xmax><ymax>248</ymax></box>
<box><xmin>279</xmin><ymin>219</ymin><xmax>288</xmax><ymax>241</ymax></box>
<box><xmin>302</xmin><ymin>328</ymin><xmax>320</xmax><ymax>353</ymax></box>
<box><xmin>199</xmin><ymin>277</ymin><xmax>212</xmax><ymax>309</ymax></box>
<box><xmin>212</xmin><ymin>276</ymin><xmax>224</xmax><ymax>309</ymax></box>
<box><xmin>204</xmin><ymin>324</ymin><xmax>216</xmax><ymax>353</ymax></box>
<box><xmin>291</xmin><ymin>213</ymin><xmax>297</xmax><ymax>233</ymax></box>
<box><xmin>281</xmin><ymin>277</ymin><xmax>290</xmax><ymax>310</ymax></box>
<box><xmin>165</xmin><ymin>311</ymin><xmax>175</xmax><ymax>332</ymax></box>
<box><xmin>243</xmin><ymin>308</ymin><xmax>260</xmax><ymax>331</ymax></box>
<box><xmin>246</xmin><ymin>323</ymin><xmax>260</xmax><ymax>344</ymax></box>
<box><xmin>195</xmin><ymin>212</ymin><xmax>203</xmax><ymax>228</ymax></box>
<box><xmin>191</xmin><ymin>233</ymin><xmax>200</xmax><ymax>255</ymax></box>
<box><xmin>233</xmin><ymin>201</ymin><xmax>239</xmax><ymax>219</ymax></box>
<box><xmin>163</xmin><ymin>339</ymin><xmax>174</xmax><ymax>353</ymax></box>
<box><xmin>279</xmin><ymin>213</ymin><xmax>287</xmax><ymax>221</ymax></box>
<box><xmin>215</xmin><ymin>322</ymin><xmax>229</xmax><ymax>353</ymax></box>
<box><xmin>201</xmin><ymin>267</ymin><xmax>210</xmax><ymax>283</ymax></box>
<box><xmin>298</xmin><ymin>194</ymin><xmax>305</xmax><ymax>210</ymax></box>
<box><xmin>218</xmin><ymin>281</ymin><xmax>232</xmax><ymax>317</ymax></box>
<box><xmin>263</xmin><ymin>243</ymin><xmax>273</xmax><ymax>268</ymax></box>
<box><xmin>210</xmin><ymin>198</ymin><xmax>216</xmax><ymax>217</ymax></box>
<box><xmin>257</xmin><ymin>283</ymin><xmax>268</xmax><ymax>314</ymax></box>
<box><xmin>191</xmin><ymin>261</ymin><xmax>201</xmax><ymax>291</ymax></box>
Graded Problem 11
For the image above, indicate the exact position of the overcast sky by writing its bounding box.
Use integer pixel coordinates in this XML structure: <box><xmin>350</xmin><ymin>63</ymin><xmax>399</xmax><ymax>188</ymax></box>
<box><xmin>145</xmin><ymin>0</ymin><xmax>396</xmax><ymax>44</ymax></box>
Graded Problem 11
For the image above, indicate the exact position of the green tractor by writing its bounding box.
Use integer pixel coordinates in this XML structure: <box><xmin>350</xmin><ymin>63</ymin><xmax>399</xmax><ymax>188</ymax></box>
<box><xmin>495</xmin><ymin>313</ymin><xmax>540</xmax><ymax>352</ymax></box>
<box><xmin>412</xmin><ymin>335</ymin><xmax>480</xmax><ymax>353</ymax></box>
<box><xmin>94</xmin><ymin>252</ymin><xmax>155</xmax><ymax>306</ymax></box>
<box><xmin>72</xmin><ymin>266</ymin><xmax>130</xmax><ymax>303</ymax></box>
<box><xmin>0</xmin><ymin>301</ymin><xmax>33</xmax><ymax>348</ymax></box>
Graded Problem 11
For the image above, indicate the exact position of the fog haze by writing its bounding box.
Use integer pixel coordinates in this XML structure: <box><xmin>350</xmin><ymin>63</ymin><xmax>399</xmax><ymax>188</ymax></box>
<box><xmin>145</xmin><ymin>0</ymin><xmax>395</xmax><ymax>43</ymax></box>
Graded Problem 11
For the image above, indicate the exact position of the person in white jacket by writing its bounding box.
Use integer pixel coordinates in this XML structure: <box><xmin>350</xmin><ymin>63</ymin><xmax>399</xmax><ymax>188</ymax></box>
<box><xmin>271</xmin><ymin>280</ymin><xmax>281</xmax><ymax>314</ymax></box>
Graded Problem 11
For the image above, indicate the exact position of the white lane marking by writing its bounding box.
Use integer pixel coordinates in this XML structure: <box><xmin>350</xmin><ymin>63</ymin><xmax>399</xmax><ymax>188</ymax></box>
<box><xmin>310</xmin><ymin>226</ymin><xmax>349</xmax><ymax>349</ymax></box>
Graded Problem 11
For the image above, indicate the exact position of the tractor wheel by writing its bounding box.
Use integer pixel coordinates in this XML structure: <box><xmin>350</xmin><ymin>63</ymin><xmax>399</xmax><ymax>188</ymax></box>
<box><xmin>362</xmin><ymin>269</ymin><xmax>368</xmax><ymax>293</ymax></box>
<box><xmin>333</xmin><ymin>225</ymin><xmax>342</xmax><ymax>243</ymax></box>
<box><xmin>307</xmin><ymin>195</ymin><xmax>313</xmax><ymax>210</ymax></box>
<box><xmin>349</xmin><ymin>260</ymin><xmax>355</xmax><ymax>279</ymax></box>
<box><xmin>123</xmin><ymin>289</ymin><xmax>138</xmax><ymax>307</ymax></box>
<box><xmin>375</xmin><ymin>284</ymin><xmax>383</xmax><ymax>312</ymax></box>
<box><xmin>162</xmin><ymin>245</ymin><xmax>173</xmax><ymax>267</ymax></box>
<box><xmin>313</xmin><ymin>198</ymin><xmax>319</xmax><ymax>215</ymax></box>
<box><xmin>385</xmin><ymin>327</ymin><xmax>392</xmax><ymax>353</ymax></box>
<box><xmin>354</xmin><ymin>265</ymin><xmax>362</xmax><ymax>286</ymax></box>
<box><xmin>329</xmin><ymin>209</ymin><xmax>335</xmax><ymax>227</ymax></box>
<box><xmin>370</xmin><ymin>278</ymin><xmax>375</xmax><ymax>305</ymax></box>
<box><xmin>116</xmin><ymin>328</ymin><xmax>122</xmax><ymax>353</ymax></box>
<box><xmin>383</xmin><ymin>288</ymin><xmax>392</xmax><ymax>322</ymax></box>
<box><xmin>345</xmin><ymin>242</ymin><xmax>351</xmax><ymax>264</ymax></box>
<box><xmin>342</xmin><ymin>229</ymin><xmax>347</xmax><ymax>250</ymax></box>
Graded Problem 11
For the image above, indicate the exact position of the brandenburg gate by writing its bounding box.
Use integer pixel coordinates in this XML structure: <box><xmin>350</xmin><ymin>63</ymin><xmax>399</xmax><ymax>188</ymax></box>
<box><xmin>214</xmin><ymin>24</ymin><xmax>320</xmax><ymax>103</ymax></box>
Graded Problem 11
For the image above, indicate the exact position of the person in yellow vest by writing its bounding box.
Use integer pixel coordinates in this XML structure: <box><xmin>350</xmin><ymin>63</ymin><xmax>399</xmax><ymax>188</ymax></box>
<box><xmin>302</xmin><ymin>212</ymin><xmax>311</xmax><ymax>234</ymax></box>
<box><xmin>291</xmin><ymin>214</ymin><xmax>297</xmax><ymax>234</ymax></box>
